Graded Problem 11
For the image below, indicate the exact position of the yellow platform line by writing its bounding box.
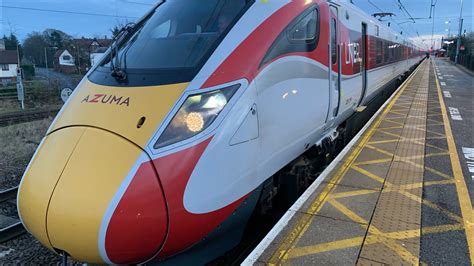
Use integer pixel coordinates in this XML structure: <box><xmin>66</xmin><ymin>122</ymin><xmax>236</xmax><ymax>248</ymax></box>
<box><xmin>433</xmin><ymin>59</ymin><xmax>474</xmax><ymax>262</ymax></box>
<box><xmin>362</xmin><ymin>144</ymin><xmax>454</xmax><ymax>180</ymax></box>
<box><xmin>353</xmin><ymin>158</ymin><xmax>393</xmax><ymax>166</ymax></box>
<box><xmin>377</xmin><ymin>126</ymin><xmax>404</xmax><ymax>130</ymax></box>
<box><xmin>351</xmin><ymin>165</ymin><xmax>385</xmax><ymax>183</ymax></box>
<box><xmin>427</xmin><ymin>136</ymin><xmax>448</xmax><ymax>140</ymax></box>
<box><xmin>423</xmin><ymin>223</ymin><xmax>464</xmax><ymax>234</ymax></box>
<box><xmin>425</xmin><ymin>143</ymin><xmax>449</xmax><ymax>153</ymax></box>
<box><xmin>267</xmin><ymin>60</ymin><xmax>424</xmax><ymax>265</ymax></box>
<box><xmin>382</xmin><ymin>119</ymin><xmax>405</xmax><ymax>126</ymax></box>
<box><xmin>328</xmin><ymin>179</ymin><xmax>455</xmax><ymax>200</ymax></box>
<box><xmin>287</xmin><ymin>223</ymin><xmax>464</xmax><ymax>259</ymax></box>
<box><xmin>375</xmin><ymin>129</ymin><xmax>402</xmax><ymax>139</ymax></box>
<box><xmin>287</xmin><ymin>237</ymin><xmax>364</xmax><ymax>258</ymax></box>
<box><xmin>389</xmin><ymin>110</ymin><xmax>409</xmax><ymax>116</ymax></box>
<box><xmin>398</xmin><ymin>190</ymin><xmax>463</xmax><ymax>223</ymax></box>
<box><xmin>330</xmin><ymin>199</ymin><xmax>419</xmax><ymax>264</ymax></box>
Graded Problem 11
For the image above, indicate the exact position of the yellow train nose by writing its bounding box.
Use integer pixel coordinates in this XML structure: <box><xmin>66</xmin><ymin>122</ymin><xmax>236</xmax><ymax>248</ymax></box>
<box><xmin>18</xmin><ymin>126</ymin><xmax>167</xmax><ymax>264</ymax></box>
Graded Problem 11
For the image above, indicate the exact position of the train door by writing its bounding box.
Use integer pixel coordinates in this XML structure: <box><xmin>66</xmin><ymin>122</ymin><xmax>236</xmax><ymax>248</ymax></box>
<box><xmin>326</xmin><ymin>5</ymin><xmax>341</xmax><ymax>125</ymax></box>
<box><xmin>359</xmin><ymin>23</ymin><xmax>368</xmax><ymax>105</ymax></box>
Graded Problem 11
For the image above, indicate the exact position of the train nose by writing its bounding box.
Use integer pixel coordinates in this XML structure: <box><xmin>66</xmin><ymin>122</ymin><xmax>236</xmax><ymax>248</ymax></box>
<box><xmin>18</xmin><ymin>127</ymin><xmax>168</xmax><ymax>264</ymax></box>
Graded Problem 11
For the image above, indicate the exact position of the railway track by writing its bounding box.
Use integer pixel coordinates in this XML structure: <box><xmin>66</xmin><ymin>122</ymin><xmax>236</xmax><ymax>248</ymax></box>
<box><xmin>0</xmin><ymin>109</ymin><xmax>59</xmax><ymax>127</ymax></box>
<box><xmin>0</xmin><ymin>186</ymin><xmax>26</xmax><ymax>243</ymax></box>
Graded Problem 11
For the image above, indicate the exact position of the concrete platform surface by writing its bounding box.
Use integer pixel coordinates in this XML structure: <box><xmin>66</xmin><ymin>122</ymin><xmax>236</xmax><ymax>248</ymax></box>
<box><xmin>244</xmin><ymin>59</ymin><xmax>473</xmax><ymax>265</ymax></box>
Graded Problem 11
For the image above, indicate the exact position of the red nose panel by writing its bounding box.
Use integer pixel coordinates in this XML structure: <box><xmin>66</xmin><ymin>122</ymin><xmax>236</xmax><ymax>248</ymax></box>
<box><xmin>105</xmin><ymin>161</ymin><xmax>168</xmax><ymax>264</ymax></box>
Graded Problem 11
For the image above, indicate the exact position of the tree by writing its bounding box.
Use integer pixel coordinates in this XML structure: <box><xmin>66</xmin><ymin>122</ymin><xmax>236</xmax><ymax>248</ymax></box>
<box><xmin>22</xmin><ymin>29</ymin><xmax>74</xmax><ymax>68</ymax></box>
<box><xmin>110</xmin><ymin>22</ymin><xmax>128</xmax><ymax>38</ymax></box>
<box><xmin>22</xmin><ymin>32</ymin><xmax>49</xmax><ymax>67</ymax></box>
<box><xmin>49</xmin><ymin>31</ymin><xmax>64</xmax><ymax>49</ymax></box>
<box><xmin>110</xmin><ymin>25</ymin><xmax>122</xmax><ymax>38</ymax></box>
<box><xmin>42</xmin><ymin>29</ymin><xmax>72</xmax><ymax>48</ymax></box>
<box><xmin>3</xmin><ymin>34</ymin><xmax>23</xmax><ymax>60</ymax></box>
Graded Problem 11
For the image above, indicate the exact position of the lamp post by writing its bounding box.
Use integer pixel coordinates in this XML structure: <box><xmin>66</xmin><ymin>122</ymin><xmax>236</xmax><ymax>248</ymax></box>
<box><xmin>44</xmin><ymin>46</ymin><xmax>58</xmax><ymax>85</ymax></box>
<box><xmin>454</xmin><ymin>0</ymin><xmax>464</xmax><ymax>65</ymax></box>
<box><xmin>44</xmin><ymin>47</ymin><xmax>49</xmax><ymax>82</ymax></box>
<box><xmin>72</xmin><ymin>45</ymin><xmax>82</xmax><ymax>75</ymax></box>
<box><xmin>431</xmin><ymin>2</ymin><xmax>436</xmax><ymax>52</ymax></box>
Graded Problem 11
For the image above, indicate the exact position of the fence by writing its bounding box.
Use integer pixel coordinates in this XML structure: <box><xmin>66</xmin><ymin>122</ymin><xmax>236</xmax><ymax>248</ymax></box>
<box><xmin>450</xmin><ymin>54</ymin><xmax>474</xmax><ymax>71</ymax></box>
<box><xmin>0</xmin><ymin>80</ymin><xmax>64</xmax><ymax>110</ymax></box>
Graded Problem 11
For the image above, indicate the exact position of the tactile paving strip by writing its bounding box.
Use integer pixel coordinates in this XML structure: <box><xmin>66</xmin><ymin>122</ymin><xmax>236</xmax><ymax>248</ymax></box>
<box><xmin>358</xmin><ymin>64</ymin><xmax>429</xmax><ymax>265</ymax></box>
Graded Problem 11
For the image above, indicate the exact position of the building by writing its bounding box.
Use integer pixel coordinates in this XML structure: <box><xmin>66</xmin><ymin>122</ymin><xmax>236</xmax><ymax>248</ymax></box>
<box><xmin>0</xmin><ymin>48</ymin><xmax>19</xmax><ymax>84</ymax></box>
<box><xmin>90</xmin><ymin>47</ymin><xmax>108</xmax><ymax>67</ymax></box>
<box><xmin>73</xmin><ymin>37</ymin><xmax>111</xmax><ymax>71</ymax></box>
<box><xmin>54</xmin><ymin>49</ymin><xmax>77</xmax><ymax>74</ymax></box>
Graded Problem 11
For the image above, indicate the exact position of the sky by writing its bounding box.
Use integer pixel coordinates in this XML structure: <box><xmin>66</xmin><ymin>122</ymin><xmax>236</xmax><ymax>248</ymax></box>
<box><xmin>1</xmin><ymin>0</ymin><xmax>472</xmax><ymax>49</ymax></box>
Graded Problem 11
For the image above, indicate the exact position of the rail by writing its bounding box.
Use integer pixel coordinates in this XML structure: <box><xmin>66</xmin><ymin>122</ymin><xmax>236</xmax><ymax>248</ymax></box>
<box><xmin>0</xmin><ymin>109</ymin><xmax>59</xmax><ymax>127</ymax></box>
<box><xmin>0</xmin><ymin>186</ymin><xmax>19</xmax><ymax>203</ymax></box>
<box><xmin>0</xmin><ymin>186</ymin><xmax>26</xmax><ymax>243</ymax></box>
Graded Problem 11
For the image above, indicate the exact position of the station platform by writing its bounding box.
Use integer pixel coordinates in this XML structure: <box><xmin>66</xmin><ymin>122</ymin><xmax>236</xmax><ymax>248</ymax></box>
<box><xmin>244</xmin><ymin>59</ymin><xmax>473</xmax><ymax>265</ymax></box>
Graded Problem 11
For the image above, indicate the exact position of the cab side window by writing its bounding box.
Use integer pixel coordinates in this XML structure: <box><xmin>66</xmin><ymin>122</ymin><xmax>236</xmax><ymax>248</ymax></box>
<box><xmin>289</xmin><ymin>10</ymin><xmax>318</xmax><ymax>41</ymax></box>
<box><xmin>261</xmin><ymin>7</ymin><xmax>319</xmax><ymax>66</ymax></box>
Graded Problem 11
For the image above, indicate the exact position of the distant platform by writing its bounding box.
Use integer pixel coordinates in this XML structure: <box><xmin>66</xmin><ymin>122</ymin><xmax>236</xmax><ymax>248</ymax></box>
<box><xmin>244</xmin><ymin>59</ymin><xmax>473</xmax><ymax>265</ymax></box>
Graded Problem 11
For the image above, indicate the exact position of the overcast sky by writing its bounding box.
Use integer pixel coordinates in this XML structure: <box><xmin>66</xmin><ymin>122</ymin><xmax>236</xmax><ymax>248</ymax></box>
<box><xmin>1</xmin><ymin>0</ymin><xmax>472</xmax><ymax>49</ymax></box>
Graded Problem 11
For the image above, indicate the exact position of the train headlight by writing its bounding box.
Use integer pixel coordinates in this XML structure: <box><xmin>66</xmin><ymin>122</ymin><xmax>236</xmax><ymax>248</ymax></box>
<box><xmin>154</xmin><ymin>84</ymin><xmax>240</xmax><ymax>149</ymax></box>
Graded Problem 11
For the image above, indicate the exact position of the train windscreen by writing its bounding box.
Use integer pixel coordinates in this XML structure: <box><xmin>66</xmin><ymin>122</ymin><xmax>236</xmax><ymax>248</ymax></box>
<box><xmin>99</xmin><ymin>0</ymin><xmax>249</xmax><ymax>72</ymax></box>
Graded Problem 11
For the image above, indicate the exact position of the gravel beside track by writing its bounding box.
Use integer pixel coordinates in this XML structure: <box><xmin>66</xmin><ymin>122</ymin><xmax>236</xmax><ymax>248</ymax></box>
<box><xmin>0</xmin><ymin>117</ymin><xmax>81</xmax><ymax>264</ymax></box>
<box><xmin>0</xmin><ymin>200</ymin><xmax>18</xmax><ymax>219</ymax></box>
<box><xmin>0</xmin><ymin>118</ymin><xmax>52</xmax><ymax>190</ymax></box>
<box><xmin>0</xmin><ymin>234</ymin><xmax>64</xmax><ymax>264</ymax></box>
<box><xmin>0</xmin><ymin>156</ymin><xmax>32</xmax><ymax>190</ymax></box>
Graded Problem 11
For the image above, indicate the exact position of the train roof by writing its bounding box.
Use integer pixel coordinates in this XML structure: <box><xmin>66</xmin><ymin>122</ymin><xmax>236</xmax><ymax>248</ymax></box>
<box><xmin>335</xmin><ymin>0</ymin><xmax>422</xmax><ymax>50</ymax></box>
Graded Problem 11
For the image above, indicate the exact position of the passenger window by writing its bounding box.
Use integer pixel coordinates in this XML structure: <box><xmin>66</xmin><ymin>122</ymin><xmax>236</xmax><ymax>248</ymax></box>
<box><xmin>384</xmin><ymin>42</ymin><xmax>389</xmax><ymax>62</ymax></box>
<box><xmin>261</xmin><ymin>7</ymin><xmax>319</xmax><ymax>66</ymax></box>
<box><xmin>390</xmin><ymin>44</ymin><xmax>394</xmax><ymax>61</ymax></box>
<box><xmin>331</xmin><ymin>18</ymin><xmax>337</xmax><ymax>64</ymax></box>
<box><xmin>376</xmin><ymin>40</ymin><xmax>382</xmax><ymax>64</ymax></box>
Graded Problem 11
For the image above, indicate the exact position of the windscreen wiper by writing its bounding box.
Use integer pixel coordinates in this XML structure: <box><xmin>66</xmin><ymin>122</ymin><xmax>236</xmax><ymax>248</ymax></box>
<box><xmin>117</xmin><ymin>31</ymin><xmax>142</xmax><ymax>79</ymax></box>
<box><xmin>110</xmin><ymin>23</ymin><xmax>136</xmax><ymax>81</ymax></box>
<box><xmin>109</xmin><ymin>4</ymin><xmax>159</xmax><ymax>81</ymax></box>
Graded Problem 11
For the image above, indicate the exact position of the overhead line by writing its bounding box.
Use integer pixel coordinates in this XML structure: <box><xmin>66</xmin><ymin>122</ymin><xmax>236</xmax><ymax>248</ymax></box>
<box><xmin>367</xmin><ymin>0</ymin><xmax>384</xmax><ymax>13</ymax></box>
<box><xmin>396</xmin><ymin>0</ymin><xmax>416</xmax><ymax>23</ymax></box>
<box><xmin>391</xmin><ymin>0</ymin><xmax>419</xmax><ymax>38</ymax></box>
<box><xmin>392</xmin><ymin>15</ymin><xmax>473</xmax><ymax>21</ymax></box>
<box><xmin>0</xmin><ymin>5</ymin><xmax>139</xmax><ymax>19</ymax></box>
<box><xmin>366</xmin><ymin>0</ymin><xmax>415</xmax><ymax>38</ymax></box>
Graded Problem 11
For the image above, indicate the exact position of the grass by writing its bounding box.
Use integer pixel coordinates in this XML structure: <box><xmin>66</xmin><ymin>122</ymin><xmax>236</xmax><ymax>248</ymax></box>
<box><xmin>0</xmin><ymin>100</ymin><xmax>63</xmax><ymax>115</ymax></box>
<box><xmin>0</xmin><ymin>100</ymin><xmax>23</xmax><ymax>114</ymax></box>
<box><xmin>0</xmin><ymin>79</ymin><xmax>64</xmax><ymax>114</ymax></box>
<box><xmin>0</xmin><ymin>118</ymin><xmax>53</xmax><ymax>188</ymax></box>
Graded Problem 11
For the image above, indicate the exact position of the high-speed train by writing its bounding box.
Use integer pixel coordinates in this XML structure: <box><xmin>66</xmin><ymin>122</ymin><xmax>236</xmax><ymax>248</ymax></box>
<box><xmin>18</xmin><ymin>0</ymin><xmax>423</xmax><ymax>264</ymax></box>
